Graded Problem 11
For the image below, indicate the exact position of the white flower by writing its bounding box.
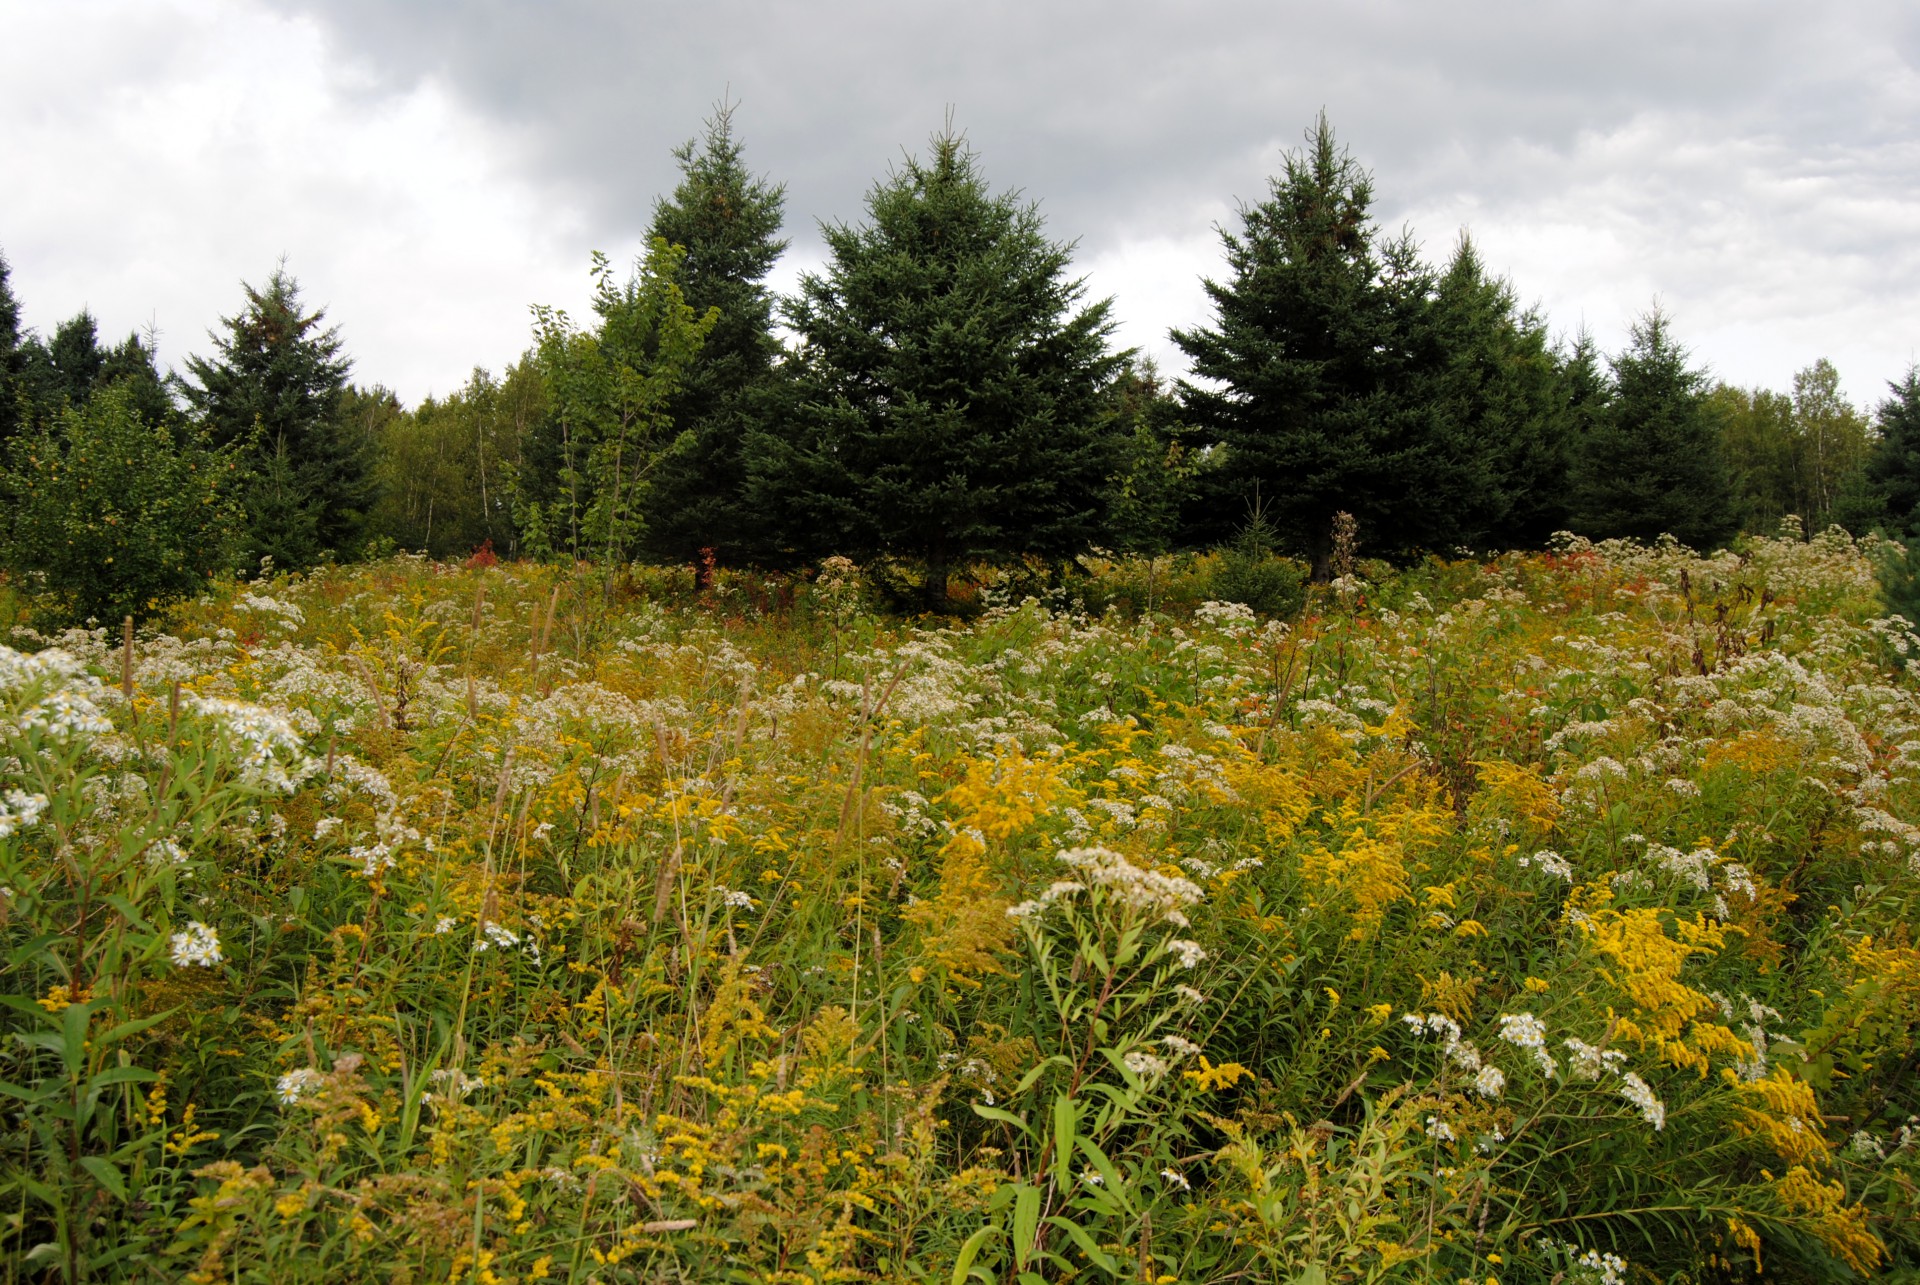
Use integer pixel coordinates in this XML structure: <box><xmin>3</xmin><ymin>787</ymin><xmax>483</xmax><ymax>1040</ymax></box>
<box><xmin>313</xmin><ymin>817</ymin><xmax>343</xmax><ymax>841</ymax></box>
<box><xmin>1564</xmin><ymin>1038</ymin><xmax>1626</xmax><ymax>1081</ymax></box>
<box><xmin>434</xmin><ymin>916</ymin><xmax>457</xmax><ymax>934</ymax></box>
<box><xmin>1164</xmin><ymin>938</ymin><xmax>1207</xmax><ymax>969</ymax></box>
<box><xmin>1425</xmin><ymin>1116</ymin><xmax>1455</xmax><ymax>1142</ymax></box>
<box><xmin>1576</xmin><ymin>1248</ymin><xmax>1629</xmax><ymax>1285</ymax></box>
<box><xmin>1174</xmin><ymin>984</ymin><xmax>1208</xmax><ymax>1007</ymax></box>
<box><xmin>715</xmin><ymin>886</ymin><xmax>755</xmax><ymax>911</ymax></box>
<box><xmin>1497</xmin><ymin>1012</ymin><xmax>1547</xmax><ymax>1049</ymax></box>
<box><xmin>148</xmin><ymin>838</ymin><xmax>189</xmax><ymax>867</ymax></box>
<box><xmin>1161</xmin><ymin>1035</ymin><xmax>1202</xmax><ymax>1058</ymax></box>
<box><xmin>1518</xmin><ymin>849</ymin><xmax>1574</xmax><ymax>881</ymax></box>
<box><xmin>352</xmin><ymin>842</ymin><xmax>395</xmax><ymax>878</ymax></box>
<box><xmin>1850</xmin><ymin>1130</ymin><xmax>1886</xmax><ymax>1160</ymax></box>
<box><xmin>1080</xmin><ymin>1168</ymin><xmax>1103</xmax><ymax>1187</ymax></box>
<box><xmin>0</xmin><ymin>788</ymin><xmax>50</xmax><ymax>839</ymax></box>
<box><xmin>1160</xmin><ymin>1167</ymin><xmax>1190</xmax><ymax>1191</ymax></box>
<box><xmin>1124</xmin><ymin>1050</ymin><xmax>1170</xmax><ymax>1079</ymax></box>
<box><xmin>1618</xmin><ymin>1072</ymin><xmax>1665</xmax><ymax>1130</ymax></box>
<box><xmin>170</xmin><ymin>921</ymin><xmax>223</xmax><ymax>968</ymax></box>
<box><xmin>1473</xmin><ymin>1065</ymin><xmax>1506</xmax><ymax>1098</ymax></box>
<box><xmin>275</xmin><ymin>1068</ymin><xmax>323</xmax><ymax>1106</ymax></box>
<box><xmin>1056</xmin><ymin>846</ymin><xmax>1202</xmax><ymax>924</ymax></box>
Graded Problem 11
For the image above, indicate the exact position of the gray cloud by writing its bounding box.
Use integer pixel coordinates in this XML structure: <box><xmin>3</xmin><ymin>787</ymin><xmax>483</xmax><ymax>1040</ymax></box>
<box><xmin>5</xmin><ymin>0</ymin><xmax>1915</xmax><ymax>405</ymax></box>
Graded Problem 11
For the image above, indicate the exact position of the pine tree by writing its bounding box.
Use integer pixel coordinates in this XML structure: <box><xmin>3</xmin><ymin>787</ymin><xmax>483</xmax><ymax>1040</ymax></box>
<box><xmin>755</xmin><ymin>128</ymin><xmax>1125</xmax><ymax>606</ymax></box>
<box><xmin>1569</xmin><ymin>307</ymin><xmax>1735</xmax><ymax>549</ymax></box>
<box><xmin>1860</xmin><ymin>367</ymin><xmax>1920</xmax><ymax>536</ymax></box>
<box><xmin>638</xmin><ymin>104</ymin><xmax>789</xmax><ymax>573</ymax></box>
<box><xmin>1171</xmin><ymin>117</ymin><xmax>1490</xmax><ymax>573</ymax></box>
<box><xmin>1413</xmin><ymin>236</ymin><xmax>1572</xmax><ymax>550</ymax></box>
<box><xmin>181</xmin><ymin>268</ymin><xmax>371</xmax><ymax>570</ymax></box>
<box><xmin>0</xmin><ymin>251</ymin><xmax>22</xmax><ymax>443</ymax></box>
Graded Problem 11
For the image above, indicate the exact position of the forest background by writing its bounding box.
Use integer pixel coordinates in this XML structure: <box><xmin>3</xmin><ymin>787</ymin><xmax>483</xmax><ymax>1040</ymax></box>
<box><xmin>1</xmin><ymin>110</ymin><xmax>1918</xmax><ymax>620</ymax></box>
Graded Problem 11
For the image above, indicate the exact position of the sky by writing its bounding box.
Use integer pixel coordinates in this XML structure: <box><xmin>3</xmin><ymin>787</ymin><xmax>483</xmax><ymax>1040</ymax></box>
<box><xmin>3</xmin><ymin>0</ymin><xmax>1916</xmax><ymax>409</ymax></box>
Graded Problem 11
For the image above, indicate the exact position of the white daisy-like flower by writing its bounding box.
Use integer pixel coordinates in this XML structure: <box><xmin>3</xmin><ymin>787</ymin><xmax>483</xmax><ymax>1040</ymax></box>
<box><xmin>275</xmin><ymin>1068</ymin><xmax>323</xmax><ymax>1106</ymax></box>
<box><xmin>169</xmin><ymin>921</ymin><xmax>223</xmax><ymax>968</ymax></box>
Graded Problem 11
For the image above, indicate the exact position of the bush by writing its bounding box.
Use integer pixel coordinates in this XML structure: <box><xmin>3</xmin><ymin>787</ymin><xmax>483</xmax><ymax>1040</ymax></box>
<box><xmin>1</xmin><ymin>386</ymin><xmax>243</xmax><ymax>624</ymax></box>
<box><xmin>1201</xmin><ymin>542</ymin><xmax>1308</xmax><ymax>618</ymax></box>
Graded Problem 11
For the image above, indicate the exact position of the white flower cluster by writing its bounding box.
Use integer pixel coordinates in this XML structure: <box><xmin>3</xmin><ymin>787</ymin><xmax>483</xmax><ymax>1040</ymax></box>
<box><xmin>474</xmin><ymin>919</ymin><xmax>542</xmax><ymax>966</ymax></box>
<box><xmin>1497</xmin><ymin>1012</ymin><xmax>1559</xmax><ymax>1077</ymax></box>
<box><xmin>714</xmin><ymin>886</ymin><xmax>755</xmax><ymax>911</ymax></box>
<box><xmin>1516</xmin><ymin>849</ymin><xmax>1574</xmax><ymax>882</ymax></box>
<box><xmin>169</xmin><ymin>921</ymin><xmax>223</xmax><ymax>968</ymax></box>
<box><xmin>276</xmin><ymin>1067</ymin><xmax>324</xmax><ymax>1106</ymax></box>
<box><xmin>1617</xmin><ymin>1071</ymin><xmax>1666</xmax><ymax>1130</ymax></box>
<box><xmin>1563</xmin><ymin>1038</ymin><xmax>1628</xmax><ymax>1081</ymax></box>
<box><xmin>1402</xmin><ymin>1012</ymin><xmax>1485</xmax><ymax>1073</ymax></box>
<box><xmin>0</xmin><ymin>646</ymin><xmax>113</xmax><ymax>743</ymax></box>
<box><xmin>0</xmin><ymin>788</ymin><xmax>49</xmax><ymax>840</ymax></box>
<box><xmin>1055</xmin><ymin>845</ymin><xmax>1204</xmax><ymax>925</ymax></box>
<box><xmin>187</xmin><ymin>695</ymin><xmax>315</xmax><ymax>793</ymax></box>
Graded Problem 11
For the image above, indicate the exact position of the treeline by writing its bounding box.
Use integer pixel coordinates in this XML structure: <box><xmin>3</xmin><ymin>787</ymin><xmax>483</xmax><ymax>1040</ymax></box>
<box><xmin>4</xmin><ymin>110</ymin><xmax>1919</xmax><ymax>621</ymax></box>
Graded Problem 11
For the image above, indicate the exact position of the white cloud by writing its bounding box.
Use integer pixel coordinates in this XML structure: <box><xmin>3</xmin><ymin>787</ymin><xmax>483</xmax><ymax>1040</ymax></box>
<box><xmin>4</xmin><ymin>0</ymin><xmax>1916</xmax><ymax>408</ymax></box>
<box><xmin>1</xmin><ymin>0</ymin><xmax>594</xmax><ymax>399</ymax></box>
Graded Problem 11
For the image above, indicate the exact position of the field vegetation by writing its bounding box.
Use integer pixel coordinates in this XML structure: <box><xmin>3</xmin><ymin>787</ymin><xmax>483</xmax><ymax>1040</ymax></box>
<box><xmin>2</xmin><ymin>529</ymin><xmax>1917</xmax><ymax>1281</ymax></box>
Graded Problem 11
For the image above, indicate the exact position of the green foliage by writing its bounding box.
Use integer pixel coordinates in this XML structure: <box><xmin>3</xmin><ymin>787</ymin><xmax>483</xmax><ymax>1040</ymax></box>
<box><xmin>756</xmin><ymin>128</ymin><xmax>1126</xmax><ymax>604</ymax></box>
<box><xmin>1859</xmin><ymin>366</ymin><xmax>1920</xmax><ymax>537</ymax></box>
<box><xmin>1173</xmin><ymin>119</ymin><xmax>1568</xmax><ymax>572</ymax></box>
<box><xmin>1715</xmin><ymin>359</ymin><xmax>1873</xmax><ymax>537</ymax></box>
<box><xmin>0</xmin><ymin>250</ymin><xmax>21</xmax><ymax>443</ymax></box>
<box><xmin>1570</xmin><ymin>306</ymin><xmax>1737</xmax><ymax>548</ymax></box>
<box><xmin>520</xmin><ymin>242</ymin><xmax>718</xmax><ymax>563</ymax></box>
<box><xmin>367</xmin><ymin>363</ymin><xmax>542</xmax><ymax>559</ymax></box>
<box><xmin>0</xmin><ymin>385</ymin><xmax>242</xmax><ymax>624</ymax></box>
<box><xmin>180</xmin><ymin>269</ymin><xmax>372</xmax><ymax>570</ymax></box>
<box><xmin>639</xmin><ymin>104</ymin><xmax>790</xmax><ymax>569</ymax></box>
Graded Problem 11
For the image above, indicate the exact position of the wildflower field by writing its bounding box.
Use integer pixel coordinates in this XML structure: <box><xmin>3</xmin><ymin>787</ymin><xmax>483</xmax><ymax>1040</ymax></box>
<box><xmin>2</xmin><ymin>531</ymin><xmax>1917</xmax><ymax>1283</ymax></box>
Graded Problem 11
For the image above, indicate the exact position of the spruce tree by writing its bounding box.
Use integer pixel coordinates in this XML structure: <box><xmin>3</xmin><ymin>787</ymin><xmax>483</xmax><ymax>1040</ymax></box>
<box><xmin>1861</xmin><ymin>367</ymin><xmax>1920</xmax><ymax>536</ymax></box>
<box><xmin>756</xmin><ymin>128</ymin><xmax>1125</xmax><ymax>606</ymax></box>
<box><xmin>0</xmin><ymin>252</ymin><xmax>22</xmax><ymax>443</ymax></box>
<box><xmin>638</xmin><ymin>104</ymin><xmax>789</xmax><ymax>573</ymax></box>
<box><xmin>1569</xmin><ymin>307</ymin><xmax>1735</xmax><ymax>549</ymax></box>
<box><xmin>181</xmin><ymin>268</ymin><xmax>372</xmax><ymax>570</ymax></box>
<box><xmin>1171</xmin><ymin>117</ymin><xmax>1488</xmax><ymax>573</ymax></box>
<box><xmin>1413</xmin><ymin>237</ymin><xmax>1571</xmax><ymax>551</ymax></box>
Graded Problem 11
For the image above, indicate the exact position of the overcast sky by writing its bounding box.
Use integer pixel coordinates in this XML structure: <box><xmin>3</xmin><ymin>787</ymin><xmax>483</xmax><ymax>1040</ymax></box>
<box><xmin>3</xmin><ymin>0</ymin><xmax>1916</xmax><ymax>410</ymax></box>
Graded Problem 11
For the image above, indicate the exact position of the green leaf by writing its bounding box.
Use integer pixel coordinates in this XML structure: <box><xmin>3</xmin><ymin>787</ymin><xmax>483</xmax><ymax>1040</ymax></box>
<box><xmin>949</xmin><ymin>1225</ymin><xmax>998</xmax><ymax>1285</ymax></box>
<box><xmin>79</xmin><ymin>1155</ymin><xmax>128</xmax><ymax>1201</ymax></box>
<box><xmin>1012</xmin><ymin>1182</ymin><xmax>1041</xmax><ymax>1270</ymax></box>
<box><xmin>1044</xmin><ymin>1215</ymin><xmax>1117</xmax><ymax>1275</ymax></box>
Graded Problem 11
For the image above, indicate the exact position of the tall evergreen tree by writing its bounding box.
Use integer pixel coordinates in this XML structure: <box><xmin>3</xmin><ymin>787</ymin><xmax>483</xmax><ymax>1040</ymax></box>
<box><xmin>1413</xmin><ymin>236</ymin><xmax>1572</xmax><ymax>550</ymax></box>
<box><xmin>754</xmin><ymin>128</ymin><xmax>1125</xmax><ymax>607</ymax></box>
<box><xmin>181</xmin><ymin>268</ymin><xmax>371</xmax><ymax>570</ymax></box>
<box><xmin>1859</xmin><ymin>367</ymin><xmax>1920</xmax><ymax>536</ymax></box>
<box><xmin>1171</xmin><ymin>117</ymin><xmax>1495</xmax><ymax>572</ymax></box>
<box><xmin>1569</xmin><ymin>307</ymin><xmax>1735</xmax><ymax>549</ymax></box>
<box><xmin>638</xmin><ymin>104</ymin><xmax>789</xmax><ymax>572</ymax></box>
<box><xmin>0</xmin><ymin>251</ymin><xmax>22</xmax><ymax>443</ymax></box>
<box><xmin>17</xmin><ymin>311</ymin><xmax>106</xmax><ymax>424</ymax></box>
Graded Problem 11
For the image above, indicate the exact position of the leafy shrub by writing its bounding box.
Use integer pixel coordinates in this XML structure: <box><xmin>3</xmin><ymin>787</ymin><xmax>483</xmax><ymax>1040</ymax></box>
<box><xmin>1</xmin><ymin>386</ymin><xmax>242</xmax><ymax>624</ymax></box>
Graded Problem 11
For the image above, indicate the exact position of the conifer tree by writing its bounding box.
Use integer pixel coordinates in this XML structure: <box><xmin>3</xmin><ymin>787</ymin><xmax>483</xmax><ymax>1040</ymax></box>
<box><xmin>638</xmin><ymin>104</ymin><xmax>789</xmax><ymax>573</ymax></box>
<box><xmin>1171</xmin><ymin>117</ymin><xmax>1494</xmax><ymax>572</ymax></box>
<box><xmin>1413</xmin><ymin>237</ymin><xmax>1572</xmax><ymax>550</ymax></box>
<box><xmin>181</xmin><ymin>268</ymin><xmax>371</xmax><ymax>570</ymax></box>
<box><xmin>1569</xmin><ymin>307</ymin><xmax>1735</xmax><ymax>549</ymax></box>
<box><xmin>1860</xmin><ymin>367</ymin><xmax>1920</xmax><ymax>536</ymax></box>
<box><xmin>0</xmin><ymin>252</ymin><xmax>22</xmax><ymax>443</ymax></box>
<box><xmin>756</xmin><ymin>128</ymin><xmax>1124</xmax><ymax>606</ymax></box>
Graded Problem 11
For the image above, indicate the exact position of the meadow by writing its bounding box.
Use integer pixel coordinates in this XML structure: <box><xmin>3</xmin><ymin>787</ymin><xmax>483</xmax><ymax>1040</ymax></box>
<box><xmin>1</xmin><ymin>529</ymin><xmax>1916</xmax><ymax>1283</ymax></box>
